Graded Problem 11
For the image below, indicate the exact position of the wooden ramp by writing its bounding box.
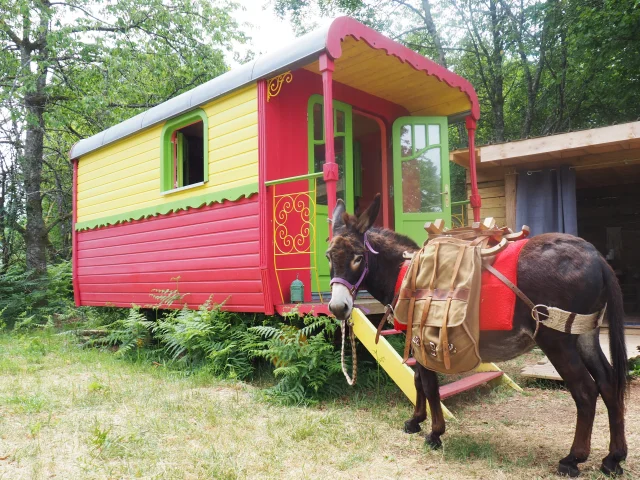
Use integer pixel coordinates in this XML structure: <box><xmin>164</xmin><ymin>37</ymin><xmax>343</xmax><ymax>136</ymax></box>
<box><xmin>351</xmin><ymin>308</ymin><xmax>522</xmax><ymax>419</ymax></box>
<box><xmin>521</xmin><ymin>329</ymin><xmax>640</xmax><ymax>381</ymax></box>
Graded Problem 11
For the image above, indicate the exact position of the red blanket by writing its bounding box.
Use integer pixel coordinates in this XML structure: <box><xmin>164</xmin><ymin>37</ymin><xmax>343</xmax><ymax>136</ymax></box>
<box><xmin>393</xmin><ymin>239</ymin><xmax>528</xmax><ymax>332</ymax></box>
<box><xmin>479</xmin><ymin>239</ymin><xmax>528</xmax><ymax>331</ymax></box>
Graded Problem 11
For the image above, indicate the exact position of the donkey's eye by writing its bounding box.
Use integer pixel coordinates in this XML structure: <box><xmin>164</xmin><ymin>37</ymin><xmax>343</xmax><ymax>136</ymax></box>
<box><xmin>351</xmin><ymin>255</ymin><xmax>363</xmax><ymax>270</ymax></box>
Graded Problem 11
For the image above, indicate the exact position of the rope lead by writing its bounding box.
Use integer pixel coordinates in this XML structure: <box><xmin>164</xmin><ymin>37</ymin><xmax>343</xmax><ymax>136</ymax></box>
<box><xmin>341</xmin><ymin>318</ymin><xmax>357</xmax><ymax>386</ymax></box>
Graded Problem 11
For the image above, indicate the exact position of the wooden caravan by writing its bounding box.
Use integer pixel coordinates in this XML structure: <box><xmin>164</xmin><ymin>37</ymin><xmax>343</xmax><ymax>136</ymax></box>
<box><xmin>71</xmin><ymin>17</ymin><xmax>481</xmax><ymax>315</ymax></box>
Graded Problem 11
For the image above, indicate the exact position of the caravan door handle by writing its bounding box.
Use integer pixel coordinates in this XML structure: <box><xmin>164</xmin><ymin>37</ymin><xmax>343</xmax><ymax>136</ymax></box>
<box><xmin>440</xmin><ymin>184</ymin><xmax>450</xmax><ymax>207</ymax></box>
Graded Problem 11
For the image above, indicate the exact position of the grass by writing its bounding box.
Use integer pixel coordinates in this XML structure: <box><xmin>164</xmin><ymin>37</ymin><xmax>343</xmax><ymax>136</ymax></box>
<box><xmin>0</xmin><ymin>331</ymin><xmax>638</xmax><ymax>479</ymax></box>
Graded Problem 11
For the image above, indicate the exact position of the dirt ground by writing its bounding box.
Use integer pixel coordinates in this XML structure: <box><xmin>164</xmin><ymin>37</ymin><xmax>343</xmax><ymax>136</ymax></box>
<box><xmin>0</xmin><ymin>334</ymin><xmax>638</xmax><ymax>479</ymax></box>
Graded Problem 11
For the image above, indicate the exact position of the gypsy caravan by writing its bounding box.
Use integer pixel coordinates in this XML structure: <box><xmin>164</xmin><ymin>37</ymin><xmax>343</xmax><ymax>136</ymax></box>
<box><xmin>70</xmin><ymin>17</ymin><xmax>482</xmax><ymax>315</ymax></box>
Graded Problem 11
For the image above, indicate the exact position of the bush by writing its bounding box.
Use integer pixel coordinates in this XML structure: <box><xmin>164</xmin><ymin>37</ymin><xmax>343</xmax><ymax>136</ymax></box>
<box><xmin>250</xmin><ymin>315</ymin><xmax>345</xmax><ymax>404</ymax></box>
<box><xmin>151</xmin><ymin>300</ymin><xmax>260</xmax><ymax>380</ymax></box>
<box><xmin>0</xmin><ymin>261</ymin><xmax>75</xmax><ymax>329</ymax></box>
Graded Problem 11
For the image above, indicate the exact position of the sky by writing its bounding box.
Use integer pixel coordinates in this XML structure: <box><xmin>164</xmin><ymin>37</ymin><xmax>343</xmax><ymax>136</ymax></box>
<box><xmin>230</xmin><ymin>1</ymin><xmax>298</xmax><ymax>66</ymax></box>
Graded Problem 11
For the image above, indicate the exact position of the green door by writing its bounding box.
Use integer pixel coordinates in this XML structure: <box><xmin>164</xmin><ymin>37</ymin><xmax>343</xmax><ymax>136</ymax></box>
<box><xmin>308</xmin><ymin>95</ymin><xmax>354</xmax><ymax>292</ymax></box>
<box><xmin>392</xmin><ymin>117</ymin><xmax>451</xmax><ymax>246</ymax></box>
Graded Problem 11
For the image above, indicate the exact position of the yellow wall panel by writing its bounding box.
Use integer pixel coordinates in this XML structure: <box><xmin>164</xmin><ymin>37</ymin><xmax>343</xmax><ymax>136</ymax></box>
<box><xmin>77</xmin><ymin>85</ymin><xmax>259</xmax><ymax>223</ymax></box>
<box><xmin>210</xmin><ymin>111</ymin><xmax>256</xmax><ymax>138</ymax></box>
<box><xmin>212</xmin><ymin>124</ymin><xmax>258</xmax><ymax>149</ymax></box>
<box><xmin>211</xmin><ymin>137</ymin><xmax>258</xmax><ymax>163</ymax></box>
<box><xmin>79</xmin><ymin>159</ymin><xmax>159</xmax><ymax>193</ymax></box>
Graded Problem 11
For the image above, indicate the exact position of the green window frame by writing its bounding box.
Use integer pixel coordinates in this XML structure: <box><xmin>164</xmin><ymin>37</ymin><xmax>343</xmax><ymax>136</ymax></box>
<box><xmin>160</xmin><ymin>109</ymin><xmax>209</xmax><ymax>193</ymax></box>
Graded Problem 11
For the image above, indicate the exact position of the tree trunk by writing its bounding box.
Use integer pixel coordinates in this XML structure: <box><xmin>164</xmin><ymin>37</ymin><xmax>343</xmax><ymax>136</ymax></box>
<box><xmin>489</xmin><ymin>0</ymin><xmax>505</xmax><ymax>142</ymax></box>
<box><xmin>22</xmin><ymin>99</ymin><xmax>48</xmax><ymax>276</ymax></box>
<box><xmin>421</xmin><ymin>0</ymin><xmax>447</xmax><ymax>68</ymax></box>
<box><xmin>0</xmin><ymin>168</ymin><xmax>7</xmax><ymax>274</ymax></box>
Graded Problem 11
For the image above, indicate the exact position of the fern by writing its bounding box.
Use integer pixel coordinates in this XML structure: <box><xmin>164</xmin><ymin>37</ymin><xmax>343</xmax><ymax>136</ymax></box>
<box><xmin>150</xmin><ymin>298</ymin><xmax>258</xmax><ymax>379</ymax></box>
<box><xmin>250</xmin><ymin>315</ymin><xmax>345</xmax><ymax>404</ymax></box>
<box><xmin>103</xmin><ymin>307</ymin><xmax>154</xmax><ymax>357</ymax></box>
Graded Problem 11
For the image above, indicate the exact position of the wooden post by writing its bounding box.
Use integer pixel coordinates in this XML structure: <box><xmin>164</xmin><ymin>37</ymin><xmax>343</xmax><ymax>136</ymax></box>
<box><xmin>320</xmin><ymin>53</ymin><xmax>338</xmax><ymax>238</ymax></box>
<box><xmin>504</xmin><ymin>169</ymin><xmax>517</xmax><ymax>231</ymax></box>
<box><xmin>466</xmin><ymin>116</ymin><xmax>481</xmax><ymax>222</ymax></box>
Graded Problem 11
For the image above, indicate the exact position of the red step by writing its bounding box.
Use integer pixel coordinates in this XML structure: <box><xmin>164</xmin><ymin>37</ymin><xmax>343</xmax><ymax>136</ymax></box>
<box><xmin>439</xmin><ymin>371</ymin><xmax>503</xmax><ymax>399</ymax></box>
<box><xmin>380</xmin><ymin>329</ymin><xmax>403</xmax><ymax>336</ymax></box>
<box><xmin>406</xmin><ymin>358</ymin><xmax>417</xmax><ymax>366</ymax></box>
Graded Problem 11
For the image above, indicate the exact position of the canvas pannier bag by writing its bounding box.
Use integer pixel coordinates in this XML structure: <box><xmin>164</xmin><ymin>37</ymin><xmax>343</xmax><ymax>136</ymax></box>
<box><xmin>394</xmin><ymin>237</ymin><xmax>482</xmax><ymax>374</ymax></box>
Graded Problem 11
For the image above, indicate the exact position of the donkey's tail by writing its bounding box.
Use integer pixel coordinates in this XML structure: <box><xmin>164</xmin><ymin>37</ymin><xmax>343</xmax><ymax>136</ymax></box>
<box><xmin>601</xmin><ymin>256</ymin><xmax>627</xmax><ymax>404</ymax></box>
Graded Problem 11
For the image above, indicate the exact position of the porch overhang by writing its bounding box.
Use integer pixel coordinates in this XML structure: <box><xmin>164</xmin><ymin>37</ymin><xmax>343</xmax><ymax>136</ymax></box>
<box><xmin>304</xmin><ymin>17</ymin><xmax>480</xmax><ymax>121</ymax></box>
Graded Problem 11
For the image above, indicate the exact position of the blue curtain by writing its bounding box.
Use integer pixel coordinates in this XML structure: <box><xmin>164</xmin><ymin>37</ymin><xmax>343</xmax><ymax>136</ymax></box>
<box><xmin>515</xmin><ymin>165</ymin><xmax>578</xmax><ymax>236</ymax></box>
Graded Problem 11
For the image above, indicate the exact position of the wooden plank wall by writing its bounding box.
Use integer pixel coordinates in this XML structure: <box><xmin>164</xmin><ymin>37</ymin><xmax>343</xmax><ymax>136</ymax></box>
<box><xmin>466</xmin><ymin>179</ymin><xmax>507</xmax><ymax>226</ymax></box>
<box><xmin>76</xmin><ymin>196</ymin><xmax>264</xmax><ymax>311</ymax></box>
<box><xmin>77</xmin><ymin>86</ymin><xmax>259</xmax><ymax>224</ymax></box>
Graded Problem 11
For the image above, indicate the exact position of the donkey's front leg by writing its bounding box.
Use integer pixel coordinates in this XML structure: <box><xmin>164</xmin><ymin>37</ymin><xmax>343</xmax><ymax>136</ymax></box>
<box><xmin>404</xmin><ymin>369</ymin><xmax>427</xmax><ymax>434</ymax></box>
<box><xmin>417</xmin><ymin>364</ymin><xmax>446</xmax><ymax>449</ymax></box>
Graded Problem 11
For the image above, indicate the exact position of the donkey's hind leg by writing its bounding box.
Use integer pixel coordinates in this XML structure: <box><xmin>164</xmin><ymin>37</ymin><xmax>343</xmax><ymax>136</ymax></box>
<box><xmin>577</xmin><ymin>330</ymin><xmax>627</xmax><ymax>477</ymax></box>
<box><xmin>536</xmin><ymin>330</ymin><xmax>599</xmax><ymax>478</ymax></box>
<box><xmin>404</xmin><ymin>368</ymin><xmax>427</xmax><ymax>434</ymax></box>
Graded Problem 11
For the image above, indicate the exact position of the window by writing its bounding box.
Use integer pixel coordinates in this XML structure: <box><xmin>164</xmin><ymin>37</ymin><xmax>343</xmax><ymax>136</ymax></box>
<box><xmin>160</xmin><ymin>109</ymin><xmax>208</xmax><ymax>193</ymax></box>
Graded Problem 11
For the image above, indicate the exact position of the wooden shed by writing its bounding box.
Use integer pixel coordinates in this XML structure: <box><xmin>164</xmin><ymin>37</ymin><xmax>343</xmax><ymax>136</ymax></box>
<box><xmin>451</xmin><ymin>121</ymin><xmax>640</xmax><ymax>322</ymax></box>
<box><xmin>71</xmin><ymin>16</ymin><xmax>482</xmax><ymax>315</ymax></box>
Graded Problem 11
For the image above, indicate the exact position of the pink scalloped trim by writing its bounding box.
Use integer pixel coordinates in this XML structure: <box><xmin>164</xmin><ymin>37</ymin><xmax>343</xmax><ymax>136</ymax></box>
<box><xmin>326</xmin><ymin>17</ymin><xmax>480</xmax><ymax>121</ymax></box>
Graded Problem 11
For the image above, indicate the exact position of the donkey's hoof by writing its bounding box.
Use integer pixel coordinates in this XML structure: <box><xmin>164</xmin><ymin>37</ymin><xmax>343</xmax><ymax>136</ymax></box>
<box><xmin>557</xmin><ymin>462</ymin><xmax>580</xmax><ymax>477</ymax></box>
<box><xmin>403</xmin><ymin>420</ymin><xmax>421</xmax><ymax>434</ymax></box>
<box><xmin>600</xmin><ymin>459</ymin><xmax>623</xmax><ymax>477</ymax></box>
<box><xmin>425</xmin><ymin>434</ymin><xmax>442</xmax><ymax>450</ymax></box>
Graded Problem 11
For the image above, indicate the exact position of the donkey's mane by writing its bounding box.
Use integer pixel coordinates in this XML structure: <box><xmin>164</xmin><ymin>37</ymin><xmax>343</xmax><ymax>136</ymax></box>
<box><xmin>368</xmin><ymin>226</ymin><xmax>419</xmax><ymax>253</ymax></box>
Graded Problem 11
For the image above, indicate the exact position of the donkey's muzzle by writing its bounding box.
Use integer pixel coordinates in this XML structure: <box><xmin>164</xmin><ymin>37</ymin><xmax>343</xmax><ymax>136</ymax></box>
<box><xmin>329</xmin><ymin>301</ymin><xmax>350</xmax><ymax>320</ymax></box>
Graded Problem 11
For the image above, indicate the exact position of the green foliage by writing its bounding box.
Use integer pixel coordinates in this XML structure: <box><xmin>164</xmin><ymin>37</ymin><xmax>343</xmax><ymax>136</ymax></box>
<box><xmin>104</xmin><ymin>308</ymin><xmax>154</xmax><ymax>358</ymax></box>
<box><xmin>0</xmin><ymin>261</ymin><xmax>75</xmax><ymax>329</ymax></box>
<box><xmin>250</xmin><ymin>315</ymin><xmax>345</xmax><ymax>404</ymax></box>
<box><xmin>150</xmin><ymin>299</ymin><xmax>259</xmax><ymax>379</ymax></box>
<box><xmin>628</xmin><ymin>357</ymin><xmax>640</xmax><ymax>378</ymax></box>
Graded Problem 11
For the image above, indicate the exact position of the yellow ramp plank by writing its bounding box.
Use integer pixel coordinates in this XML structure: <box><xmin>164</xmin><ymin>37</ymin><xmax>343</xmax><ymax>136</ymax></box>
<box><xmin>351</xmin><ymin>308</ymin><xmax>417</xmax><ymax>403</ymax></box>
<box><xmin>474</xmin><ymin>362</ymin><xmax>523</xmax><ymax>392</ymax></box>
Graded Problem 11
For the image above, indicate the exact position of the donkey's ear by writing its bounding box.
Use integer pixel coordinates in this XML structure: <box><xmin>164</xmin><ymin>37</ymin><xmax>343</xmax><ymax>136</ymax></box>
<box><xmin>332</xmin><ymin>198</ymin><xmax>347</xmax><ymax>231</ymax></box>
<box><xmin>355</xmin><ymin>194</ymin><xmax>381</xmax><ymax>234</ymax></box>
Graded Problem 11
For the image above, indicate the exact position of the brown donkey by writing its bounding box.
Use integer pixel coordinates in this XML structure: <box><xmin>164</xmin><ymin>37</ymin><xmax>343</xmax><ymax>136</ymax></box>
<box><xmin>327</xmin><ymin>194</ymin><xmax>628</xmax><ymax>477</ymax></box>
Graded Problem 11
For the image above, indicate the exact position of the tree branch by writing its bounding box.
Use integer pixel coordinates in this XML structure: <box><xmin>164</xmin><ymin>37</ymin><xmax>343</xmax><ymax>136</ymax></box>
<box><xmin>45</xmin><ymin>212</ymin><xmax>71</xmax><ymax>234</ymax></box>
<box><xmin>0</xmin><ymin>19</ymin><xmax>24</xmax><ymax>47</ymax></box>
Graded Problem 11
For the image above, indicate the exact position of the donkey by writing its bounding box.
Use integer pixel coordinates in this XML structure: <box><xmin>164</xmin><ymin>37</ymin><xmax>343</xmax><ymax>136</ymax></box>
<box><xmin>326</xmin><ymin>194</ymin><xmax>628</xmax><ymax>477</ymax></box>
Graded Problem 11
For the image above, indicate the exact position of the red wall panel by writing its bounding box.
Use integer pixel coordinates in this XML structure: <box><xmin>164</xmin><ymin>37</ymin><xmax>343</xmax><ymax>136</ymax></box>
<box><xmin>264</xmin><ymin>68</ymin><xmax>408</xmax><ymax>304</ymax></box>
<box><xmin>76</xmin><ymin>196</ymin><xmax>265</xmax><ymax>312</ymax></box>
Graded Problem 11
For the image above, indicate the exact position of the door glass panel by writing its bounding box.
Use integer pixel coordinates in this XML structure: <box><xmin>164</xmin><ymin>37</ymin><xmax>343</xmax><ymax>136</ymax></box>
<box><xmin>336</xmin><ymin>110</ymin><xmax>345</xmax><ymax>133</ymax></box>
<box><xmin>401</xmin><ymin>147</ymin><xmax>442</xmax><ymax>213</ymax></box>
<box><xmin>315</xmin><ymin>137</ymin><xmax>345</xmax><ymax>206</ymax></box>
<box><xmin>428</xmin><ymin>124</ymin><xmax>440</xmax><ymax>146</ymax></box>
<box><xmin>414</xmin><ymin>125</ymin><xmax>426</xmax><ymax>150</ymax></box>
<box><xmin>400</xmin><ymin>125</ymin><xmax>412</xmax><ymax>157</ymax></box>
<box><xmin>401</xmin><ymin>159</ymin><xmax>422</xmax><ymax>213</ymax></box>
<box><xmin>313</xmin><ymin>103</ymin><xmax>324</xmax><ymax>141</ymax></box>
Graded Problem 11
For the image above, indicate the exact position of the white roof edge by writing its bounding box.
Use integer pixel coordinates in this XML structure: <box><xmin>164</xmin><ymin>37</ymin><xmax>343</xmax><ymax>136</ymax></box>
<box><xmin>480</xmin><ymin>121</ymin><xmax>640</xmax><ymax>163</ymax></box>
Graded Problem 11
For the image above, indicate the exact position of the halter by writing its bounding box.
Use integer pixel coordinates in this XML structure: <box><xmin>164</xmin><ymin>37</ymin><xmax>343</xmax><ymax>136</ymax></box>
<box><xmin>329</xmin><ymin>231</ymin><xmax>379</xmax><ymax>299</ymax></box>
